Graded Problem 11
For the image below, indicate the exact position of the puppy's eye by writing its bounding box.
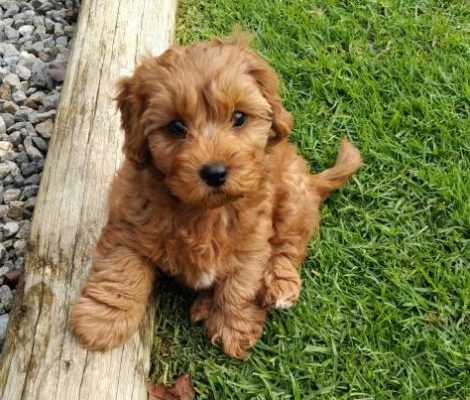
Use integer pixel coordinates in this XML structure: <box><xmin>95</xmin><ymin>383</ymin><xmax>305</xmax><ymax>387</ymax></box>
<box><xmin>168</xmin><ymin>120</ymin><xmax>187</xmax><ymax>137</ymax></box>
<box><xmin>232</xmin><ymin>111</ymin><xmax>247</xmax><ymax>128</ymax></box>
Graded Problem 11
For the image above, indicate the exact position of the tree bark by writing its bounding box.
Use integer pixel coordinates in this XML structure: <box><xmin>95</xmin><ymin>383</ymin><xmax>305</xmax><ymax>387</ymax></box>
<box><xmin>0</xmin><ymin>0</ymin><xmax>176</xmax><ymax>398</ymax></box>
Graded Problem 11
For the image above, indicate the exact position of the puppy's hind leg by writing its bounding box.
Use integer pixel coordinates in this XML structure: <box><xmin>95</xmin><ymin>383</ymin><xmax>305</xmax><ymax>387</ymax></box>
<box><xmin>70</xmin><ymin>246</ymin><xmax>156</xmax><ymax>351</ymax></box>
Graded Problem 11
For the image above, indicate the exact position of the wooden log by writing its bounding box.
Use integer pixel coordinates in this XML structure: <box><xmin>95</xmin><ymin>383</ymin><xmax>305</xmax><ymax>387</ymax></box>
<box><xmin>0</xmin><ymin>0</ymin><xmax>177</xmax><ymax>399</ymax></box>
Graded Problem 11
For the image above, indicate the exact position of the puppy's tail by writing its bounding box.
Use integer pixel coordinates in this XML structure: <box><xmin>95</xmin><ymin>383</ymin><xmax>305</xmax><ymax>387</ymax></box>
<box><xmin>310</xmin><ymin>139</ymin><xmax>362</xmax><ymax>201</ymax></box>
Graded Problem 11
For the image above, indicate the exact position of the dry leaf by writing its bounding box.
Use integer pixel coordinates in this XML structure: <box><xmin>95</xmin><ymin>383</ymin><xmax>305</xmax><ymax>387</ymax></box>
<box><xmin>148</xmin><ymin>374</ymin><xmax>195</xmax><ymax>400</ymax></box>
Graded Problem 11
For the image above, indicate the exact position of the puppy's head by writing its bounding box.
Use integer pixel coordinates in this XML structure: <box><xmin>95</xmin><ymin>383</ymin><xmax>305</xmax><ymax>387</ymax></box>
<box><xmin>117</xmin><ymin>33</ymin><xmax>292</xmax><ymax>208</ymax></box>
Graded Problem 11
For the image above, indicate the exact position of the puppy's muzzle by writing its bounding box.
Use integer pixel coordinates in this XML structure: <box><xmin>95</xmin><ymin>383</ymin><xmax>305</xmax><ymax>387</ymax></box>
<box><xmin>199</xmin><ymin>163</ymin><xmax>228</xmax><ymax>187</ymax></box>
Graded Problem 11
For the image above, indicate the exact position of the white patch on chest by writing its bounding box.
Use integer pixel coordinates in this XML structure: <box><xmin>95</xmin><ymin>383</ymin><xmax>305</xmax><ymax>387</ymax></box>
<box><xmin>194</xmin><ymin>269</ymin><xmax>216</xmax><ymax>290</ymax></box>
<box><xmin>275</xmin><ymin>299</ymin><xmax>293</xmax><ymax>309</ymax></box>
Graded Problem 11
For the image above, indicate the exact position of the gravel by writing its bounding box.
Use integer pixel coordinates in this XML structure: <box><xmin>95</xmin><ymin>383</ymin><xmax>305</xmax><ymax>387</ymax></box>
<box><xmin>0</xmin><ymin>0</ymin><xmax>79</xmax><ymax>344</ymax></box>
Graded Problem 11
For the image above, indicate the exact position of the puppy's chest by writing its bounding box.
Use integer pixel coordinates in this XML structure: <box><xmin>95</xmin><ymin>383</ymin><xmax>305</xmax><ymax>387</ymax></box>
<box><xmin>155</xmin><ymin>211</ymin><xmax>235</xmax><ymax>288</ymax></box>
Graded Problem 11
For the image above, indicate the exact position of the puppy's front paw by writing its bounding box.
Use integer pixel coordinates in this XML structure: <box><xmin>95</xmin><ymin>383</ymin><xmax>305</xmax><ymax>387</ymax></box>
<box><xmin>190</xmin><ymin>291</ymin><xmax>213</xmax><ymax>323</ymax></box>
<box><xmin>260</xmin><ymin>271</ymin><xmax>301</xmax><ymax>310</ymax></box>
<box><xmin>70</xmin><ymin>293</ymin><xmax>145</xmax><ymax>351</ymax></box>
<box><xmin>204</xmin><ymin>306</ymin><xmax>266</xmax><ymax>358</ymax></box>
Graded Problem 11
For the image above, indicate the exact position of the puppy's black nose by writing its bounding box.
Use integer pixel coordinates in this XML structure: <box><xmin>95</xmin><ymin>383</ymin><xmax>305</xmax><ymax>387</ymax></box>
<box><xmin>199</xmin><ymin>163</ymin><xmax>228</xmax><ymax>187</ymax></box>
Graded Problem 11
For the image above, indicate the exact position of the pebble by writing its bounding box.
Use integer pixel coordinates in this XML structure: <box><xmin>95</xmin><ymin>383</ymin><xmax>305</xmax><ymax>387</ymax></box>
<box><xmin>0</xmin><ymin>0</ymin><xmax>78</xmax><ymax>337</ymax></box>
<box><xmin>0</xmin><ymin>314</ymin><xmax>9</xmax><ymax>344</ymax></box>
<box><xmin>35</xmin><ymin>118</ymin><xmax>53</xmax><ymax>138</ymax></box>
<box><xmin>11</xmin><ymin>90</ymin><xmax>27</xmax><ymax>105</ymax></box>
<box><xmin>4</xmin><ymin>269</ymin><xmax>22</xmax><ymax>287</ymax></box>
<box><xmin>0</xmin><ymin>286</ymin><xmax>13</xmax><ymax>311</ymax></box>
<box><xmin>16</xmin><ymin>65</ymin><xmax>31</xmax><ymax>80</ymax></box>
<box><xmin>0</xmin><ymin>163</ymin><xmax>11</xmax><ymax>179</ymax></box>
<box><xmin>3</xmin><ymin>73</ymin><xmax>21</xmax><ymax>89</ymax></box>
<box><xmin>3</xmin><ymin>101</ymin><xmax>19</xmax><ymax>114</ymax></box>
<box><xmin>7</xmin><ymin>201</ymin><xmax>24</xmax><ymax>219</ymax></box>
<box><xmin>28</xmin><ymin>109</ymin><xmax>56</xmax><ymax>124</ymax></box>
<box><xmin>2</xmin><ymin>188</ymin><xmax>20</xmax><ymax>204</ymax></box>
<box><xmin>0</xmin><ymin>116</ymin><xmax>5</xmax><ymax>136</ymax></box>
<box><xmin>3</xmin><ymin>222</ymin><xmax>20</xmax><ymax>238</ymax></box>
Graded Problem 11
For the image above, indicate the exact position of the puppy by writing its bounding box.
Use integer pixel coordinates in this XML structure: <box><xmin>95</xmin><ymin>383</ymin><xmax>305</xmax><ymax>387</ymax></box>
<box><xmin>70</xmin><ymin>33</ymin><xmax>361</xmax><ymax>358</ymax></box>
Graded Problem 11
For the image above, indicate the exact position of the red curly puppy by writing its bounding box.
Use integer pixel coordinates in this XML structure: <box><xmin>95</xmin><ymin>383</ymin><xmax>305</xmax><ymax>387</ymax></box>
<box><xmin>70</xmin><ymin>33</ymin><xmax>361</xmax><ymax>358</ymax></box>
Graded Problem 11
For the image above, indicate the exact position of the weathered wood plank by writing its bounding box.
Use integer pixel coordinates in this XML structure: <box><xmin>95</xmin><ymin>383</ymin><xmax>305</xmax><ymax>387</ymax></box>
<box><xmin>0</xmin><ymin>1</ymin><xmax>177</xmax><ymax>399</ymax></box>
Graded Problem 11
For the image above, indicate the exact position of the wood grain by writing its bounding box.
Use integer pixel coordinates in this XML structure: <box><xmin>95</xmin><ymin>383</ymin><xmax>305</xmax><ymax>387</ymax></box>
<box><xmin>0</xmin><ymin>0</ymin><xmax>177</xmax><ymax>398</ymax></box>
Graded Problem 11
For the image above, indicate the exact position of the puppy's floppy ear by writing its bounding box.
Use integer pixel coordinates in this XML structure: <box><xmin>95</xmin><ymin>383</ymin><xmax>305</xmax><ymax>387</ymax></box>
<box><xmin>249</xmin><ymin>62</ymin><xmax>292</xmax><ymax>143</ymax></box>
<box><xmin>241</xmin><ymin>47</ymin><xmax>292</xmax><ymax>143</ymax></box>
<box><xmin>116</xmin><ymin>75</ymin><xmax>149</xmax><ymax>165</ymax></box>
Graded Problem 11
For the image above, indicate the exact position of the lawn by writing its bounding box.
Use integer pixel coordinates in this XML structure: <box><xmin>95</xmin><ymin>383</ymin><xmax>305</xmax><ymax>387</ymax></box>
<box><xmin>150</xmin><ymin>1</ymin><xmax>470</xmax><ymax>398</ymax></box>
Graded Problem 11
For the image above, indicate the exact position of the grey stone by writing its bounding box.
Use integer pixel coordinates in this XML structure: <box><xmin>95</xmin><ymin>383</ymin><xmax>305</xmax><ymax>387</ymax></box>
<box><xmin>4</xmin><ymin>25</ymin><xmax>19</xmax><ymax>41</ymax></box>
<box><xmin>28</xmin><ymin>110</ymin><xmax>55</xmax><ymax>124</ymax></box>
<box><xmin>4</xmin><ymin>4</ymin><xmax>19</xmax><ymax>18</ymax></box>
<box><xmin>54</xmin><ymin>22</ymin><xmax>63</xmax><ymax>35</ymax></box>
<box><xmin>13</xmin><ymin>174</ymin><xmax>25</xmax><ymax>187</ymax></box>
<box><xmin>17</xmin><ymin>50</ymin><xmax>37</xmax><ymax>70</ymax></box>
<box><xmin>35</xmin><ymin>119</ymin><xmax>53</xmax><ymax>138</ymax></box>
<box><xmin>13</xmin><ymin>239</ymin><xmax>27</xmax><ymax>252</ymax></box>
<box><xmin>64</xmin><ymin>25</ymin><xmax>75</xmax><ymax>38</ymax></box>
<box><xmin>14</xmin><ymin>9</ymin><xmax>36</xmax><ymax>24</ymax></box>
<box><xmin>38</xmin><ymin>2</ymin><xmax>54</xmax><ymax>12</ymax></box>
<box><xmin>56</xmin><ymin>35</ymin><xmax>68</xmax><ymax>47</ymax></box>
<box><xmin>15</xmin><ymin>106</ymin><xmax>35</xmax><ymax>123</ymax></box>
<box><xmin>15</xmin><ymin>257</ymin><xmax>24</xmax><ymax>269</ymax></box>
<box><xmin>25</xmin><ymin>173</ymin><xmax>40</xmax><ymax>185</ymax></box>
<box><xmin>16</xmin><ymin>65</ymin><xmax>31</xmax><ymax>81</ymax></box>
<box><xmin>0</xmin><ymin>266</ymin><xmax>7</xmax><ymax>277</ymax></box>
<box><xmin>7</xmin><ymin>201</ymin><xmax>24</xmax><ymax>219</ymax></box>
<box><xmin>21</xmin><ymin>162</ymin><xmax>37</xmax><ymax>177</ymax></box>
<box><xmin>0</xmin><ymin>313</ymin><xmax>9</xmax><ymax>344</ymax></box>
<box><xmin>0</xmin><ymin>205</ymin><xmax>9</xmax><ymax>218</ymax></box>
<box><xmin>0</xmin><ymin>163</ymin><xmax>10</xmax><ymax>179</ymax></box>
<box><xmin>0</xmin><ymin>67</ymin><xmax>7</xmax><ymax>82</ymax></box>
<box><xmin>16</xmin><ymin>220</ymin><xmax>31</xmax><ymax>238</ymax></box>
<box><xmin>24</xmin><ymin>196</ymin><xmax>36</xmax><ymax>211</ymax></box>
<box><xmin>0</xmin><ymin>285</ymin><xmax>13</xmax><ymax>311</ymax></box>
<box><xmin>6</xmin><ymin>122</ymin><xmax>25</xmax><ymax>134</ymax></box>
<box><xmin>0</xmin><ymin>114</ymin><xmax>14</xmax><ymax>129</ymax></box>
<box><xmin>23</xmin><ymin>184</ymin><xmax>39</xmax><ymax>199</ymax></box>
<box><xmin>24</xmin><ymin>137</ymin><xmax>44</xmax><ymax>160</ymax></box>
<box><xmin>6</xmin><ymin>130</ymin><xmax>22</xmax><ymax>146</ymax></box>
<box><xmin>4</xmin><ymin>160</ymin><xmax>20</xmax><ymax>177</ymax></box>
<box><xmin>30</xmin><ymin>60</ymin><xmax>53</xmax><ymax>89</ymax></box>
<box><xmin>3</xmin><ymin>188</ymin><xmax>20</xmax><ymax>204</ymax></box>
<box><xmin>12</xmin><ymin>90</ymin><xmax>27</xmax><ymax>105</ymax></box>
<box><xmin>0</xmin><ymin>116</ymin><xmax>5</xmax><ymax>135</ymax></box>
<box><xmin>2</xmin><ymin>261</ymin><xmax>14</xmax><ymax>270</ymax></box>
<box><xmin>32</xmin><ymin>14</ymin><xmax>44</xmax><ymax>27</ymax></box>
<box><xmin>0</xmin><ymin>43</ymin><xmax>18</xmax><ymax>57</ymax></box>
<box><xmin>18</xmin><ymin>24</ymin><xmax>34</xmax><ymax>37</ymax></box>
<box><xmin>43</xmin><ymin>92</ymin><xmax>59</xmax><ymax>110</ymax></box>
<box><xmin>3</xmin><ymin>221</ymin><xmax>19</xmax><ymax>238</ymax></box>
<box><xmin>14</xmin><ymin>151</ymin><xmax>28</xmax><ymax>164</ymax></box>
<box><xmin>3</xmin><ymin>73</ymin><xmax>20</xmax><ymax>89</ymax></box>
<box><xmin>32</xmin><ymin>136</ymin><xmax>47</xmax><ymax>152</ymax></box>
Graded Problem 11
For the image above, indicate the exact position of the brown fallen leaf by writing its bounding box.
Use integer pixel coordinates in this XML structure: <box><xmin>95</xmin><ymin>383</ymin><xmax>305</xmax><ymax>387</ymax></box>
<box><xmin>148</xmin><ymin>374</ymin><xmax>195</xmax><ymax>400</ymax></box>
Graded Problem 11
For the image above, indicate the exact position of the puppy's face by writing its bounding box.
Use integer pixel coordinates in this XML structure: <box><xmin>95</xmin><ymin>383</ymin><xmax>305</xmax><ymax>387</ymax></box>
<box><xmin>117</xmin><ymin>35</ymin><xmax>292</xmax><ymax>208</ymax></box>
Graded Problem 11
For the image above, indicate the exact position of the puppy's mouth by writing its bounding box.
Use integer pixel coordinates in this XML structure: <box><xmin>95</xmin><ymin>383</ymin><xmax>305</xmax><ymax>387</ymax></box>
<box><xmin>165</xmin><ymin>177</ymin><xmax>242</xmax><ymax>209</ymax></box>
<box><xmin>203</xmin><ymin>188</ymin><xmax>241</xmax><ymax>208</ymax></box>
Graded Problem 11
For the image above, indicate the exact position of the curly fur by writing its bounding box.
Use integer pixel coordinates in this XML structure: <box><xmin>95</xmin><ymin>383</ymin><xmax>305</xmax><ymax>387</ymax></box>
<box><xmin>70</xmin><ymin>33</ymin><xmax>362</xmax><ymax>358</ymax></box>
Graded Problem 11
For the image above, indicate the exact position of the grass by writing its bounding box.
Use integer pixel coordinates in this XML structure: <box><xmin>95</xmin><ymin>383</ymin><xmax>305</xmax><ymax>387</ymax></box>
<box><xmin>150</xmin><ymin>1</ymin><xmax>470</xmax><ymax>398</ymax></box>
